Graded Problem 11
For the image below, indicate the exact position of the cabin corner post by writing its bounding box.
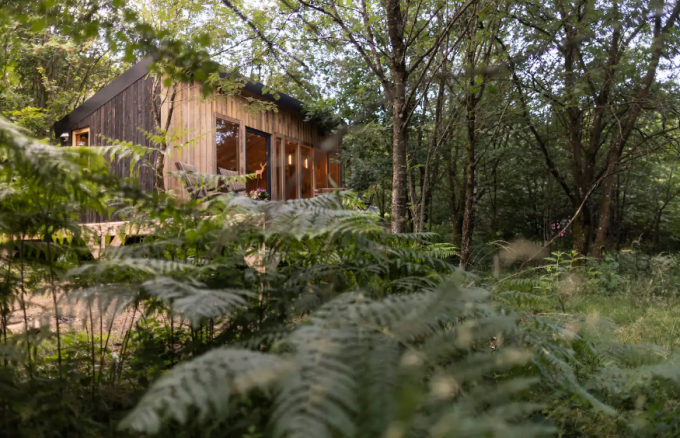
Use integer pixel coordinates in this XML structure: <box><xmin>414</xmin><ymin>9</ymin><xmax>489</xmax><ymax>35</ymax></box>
<box><xmin>239</xmin><ymin>120</ymin><xmax>246</xmax><ymax>176</ymax></box>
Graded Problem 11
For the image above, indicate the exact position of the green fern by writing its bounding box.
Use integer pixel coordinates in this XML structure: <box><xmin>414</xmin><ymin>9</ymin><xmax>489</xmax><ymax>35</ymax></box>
<box><xmin>119</xmin><ymin>349</ymin><xmax>290</xmax><ymax>434</ymax></box>
<box><xmin>142</xmin><ymin>277</ymin><xmax>254</xmax><ymax>326</ymax></box>
<box><xmin>121</xmin><ymin>279</ymin><xmax>554</xmax><ymax>437</ymax></box>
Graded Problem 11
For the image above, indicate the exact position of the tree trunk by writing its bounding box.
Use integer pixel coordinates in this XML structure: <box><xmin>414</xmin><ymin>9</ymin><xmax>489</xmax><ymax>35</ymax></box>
<box><xmin>447</xmin><ymin>145</ymin><xmax>462</xmax><ymax>241</ymax></box>
<box><xmin>385</xmin><ymin>0</ymin><xmax>409</xmax><ymax>233</ymax></box>
<box><xmin>459</xmin><ymin>16</ymin><xmax>488</xmax><ymax>270</ymax></box>
<box><xmin>572</xmin><ymin>204</ymin><xmax>591</xmax><ymax>256</ymax></box>
<box><xmin>417</xmin><ymin>75</ymin><xmax>446</xmax><ymax>233</ymax></box>
<box><xmin>592</xmin><ymin>5</ymin><xmax>680</xmax><ymax>257</ymax></box>
<box><xmin>408</xmin><ymin>165</ymin><xmax>418</xmax><ymax>229</ymax></box>
<box><xmin>391</xmin><ymin>121</ymin><xmax>408</xmax><ymax>233</ymax></box>
<box><xmin>151</xmin><ymin>79</ymin><xmax>178</xmax><ymax>194</ymax></box>
<box><xmin>459</xmin><ymin>150</ymin><xmax>475</xmax><ymax>269</ymax></box>
<box><xmin>379</xmin><ymin>184</ymin><xmax>386</xmax><ymax>219</ymax></box>
<box><xmin>459</xmin><ymin>87</ymin><xmax>477</xmax><ymax>269</ymax></box>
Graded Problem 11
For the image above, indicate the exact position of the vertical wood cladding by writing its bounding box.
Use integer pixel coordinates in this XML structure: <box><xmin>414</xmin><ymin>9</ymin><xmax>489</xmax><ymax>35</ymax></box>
<box><xmin>161</xmin><ymin>82</ymin><xmax>341</xmax><ymax>200</ymax></box>
<box><xmin>72</xmin><ymin>77</ymin><xmax>341</xmax><ymax>222</ymax></box>
<box><xmin>72</xmin><ymin>76</ymin><xmax>157</xmax><ymax>223</ymax></box>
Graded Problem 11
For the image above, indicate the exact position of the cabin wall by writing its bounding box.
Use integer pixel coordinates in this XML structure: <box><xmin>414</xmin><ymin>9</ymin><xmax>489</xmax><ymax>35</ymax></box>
<box><xmin>161</xmin><ymin>82</ymin><xmax>340</xmax><ymax>200</ymax></box>
<box><xmin>67</xmin><ymin>76</ymin><xmax>341</xmax><ymax>221</ymax></box>
<box><xmin>72</xmin><ymin>76</ymin><xmax>157</xmax><ymax>223</ymax></box>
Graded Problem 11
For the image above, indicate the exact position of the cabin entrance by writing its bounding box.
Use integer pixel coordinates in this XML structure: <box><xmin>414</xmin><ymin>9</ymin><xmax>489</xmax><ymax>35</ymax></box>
<box><xmin>245</xmin><ymin>128</ymin><xmax>270</xmax><ymax>194</ymax></box>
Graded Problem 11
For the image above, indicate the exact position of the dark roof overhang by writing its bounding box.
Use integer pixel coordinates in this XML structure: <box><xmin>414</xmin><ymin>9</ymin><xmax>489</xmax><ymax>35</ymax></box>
<box><xmin>239</xmin><ymin>80</ymin><xmax>304</xmax><ymax>113</ymax></box>
<box><xmin>54</xmin><ymin>57</ymin><xmax>307</xmax><ymax>139</ymax></box>
<box><xmin>53</xmin><ymin>57</ymin><xmax>154</xmax><ymax>139</ymax></box>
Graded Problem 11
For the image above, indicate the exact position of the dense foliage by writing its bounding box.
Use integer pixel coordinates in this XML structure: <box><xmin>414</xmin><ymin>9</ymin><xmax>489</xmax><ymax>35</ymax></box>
<box><xmin>3</xmin><ymin>0</ymin><xmax>680</xmax><ymax>437</ymax></box>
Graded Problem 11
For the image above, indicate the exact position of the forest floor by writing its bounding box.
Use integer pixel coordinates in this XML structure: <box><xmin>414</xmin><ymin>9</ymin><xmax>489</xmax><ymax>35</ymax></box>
<box><xmin>570</xmin><ymin>293</ymin><xmax>680</xmax><ymax>352</ymax></box>
<box><xmin>6</xmin><ymin>293</ymin><xmax>143</xmax><ymax>342</ymax></box>
<box><xmin>8</xmin><ymin>282</ymin><xmax>679</xmax><ymax>356</ymax></box>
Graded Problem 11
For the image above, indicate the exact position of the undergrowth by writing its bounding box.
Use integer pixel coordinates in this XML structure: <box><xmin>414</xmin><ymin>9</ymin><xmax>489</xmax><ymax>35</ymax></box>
<box><xmin>1</xmin><ymin>117</ymin><xmax>680</xmax><ymax>437</ymax></box>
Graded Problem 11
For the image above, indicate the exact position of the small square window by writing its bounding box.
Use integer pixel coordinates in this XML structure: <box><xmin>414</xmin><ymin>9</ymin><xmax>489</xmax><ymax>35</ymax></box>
<box><xmin>72</xmin><ymin>128</ymin><xmax>90</xmax><ymax>146</ymax></box>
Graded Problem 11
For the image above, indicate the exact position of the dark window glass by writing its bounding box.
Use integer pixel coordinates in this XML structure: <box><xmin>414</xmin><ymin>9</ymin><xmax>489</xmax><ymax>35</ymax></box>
<box><xmin>284</xmin><ymin>140</ymin><xmax>298</xmax><ymax>200</ymax></box>
<box><xmin>216</xmin><ymin>118</ymin><xmax>239</xmax><ymax>172</ymax></box>
<box><xmin>315</xmin><ymin>150</ymin><xmax>328</xmax><ymax>190</ymax></box>
<box><xmin>329</xmin><ymin>152</ymin><xmax>340</xmax><ymax>187</ymax></box>
<box><xmin>275</xmin><ymin>137</ymin><xmax>283</xmax><ymax>200</ymax></box>
<box><xmin>246</xmin><ymin>131</ymin><xmax>268</xmax><ymax>193</ymax></box>
<box><xmin>301</xmin><ymin>145</ymin><xmax>313</xmax><ymax>198</ymax></box>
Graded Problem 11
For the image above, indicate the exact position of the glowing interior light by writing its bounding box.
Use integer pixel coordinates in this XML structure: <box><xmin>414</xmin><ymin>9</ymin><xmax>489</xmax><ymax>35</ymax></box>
<box><xmin>304</xmin><ymin>159</ymin><xmax>308</xmax><ymax>168</ymax></box>
<box><xmin>288</xmin><ymin>154</ymin><xmax>292</xmax><ymax>165</ymax></box>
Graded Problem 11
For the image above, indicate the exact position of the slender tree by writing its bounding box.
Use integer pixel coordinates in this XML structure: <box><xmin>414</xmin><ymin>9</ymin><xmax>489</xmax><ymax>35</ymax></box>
<box><xmin>221</xmin><ymin>0</ymin><xmax>479</xmax><ymax>232</ymax></box>
<box><xmin>504</xmin><ymin>0</ymin><xmax>680</xmax><ymax>256</ymax></box>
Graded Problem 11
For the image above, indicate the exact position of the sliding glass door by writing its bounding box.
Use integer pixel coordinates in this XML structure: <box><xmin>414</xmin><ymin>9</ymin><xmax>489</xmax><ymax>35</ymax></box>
<box><xmin>274</xmin><ymin>137</ymin><xmax>282</xmax><ymax>200</ymax></box>
<box><xmin>283</xmin><ymin>139</ymin><xmax>299</xmax><ymax>200</ymax></box>
<box><xmin>301</xmin><ymin>145</ymin><xmax>314</xmax><ymax>198</ymax></box>
<box><xmin>329</xmin><ymin>152</ymin><xmax>340</xmax><ymax>187</ymax></box>
<box><xmin>315</xmin><ymin>149</ymin><xmax>328</xmax><ymax>190</ymax></box>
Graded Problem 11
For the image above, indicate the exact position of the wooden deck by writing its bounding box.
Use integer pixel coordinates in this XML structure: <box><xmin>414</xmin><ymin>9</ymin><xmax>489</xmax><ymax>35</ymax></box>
<box><xmin>80</xmin><ymin>221</ymin><xmax>155</xmax><ymax>259</ymax></box>
<box><xmin>2</xmin><ymin>214</ymin><xmax>271</xmax><ymax>272</ymax></box>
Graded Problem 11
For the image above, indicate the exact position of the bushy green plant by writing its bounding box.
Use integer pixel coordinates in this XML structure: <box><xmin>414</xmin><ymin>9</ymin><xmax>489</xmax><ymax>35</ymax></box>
<box><xmin>4</xmin><ymin>117</ymin><xmax>680</xmax><ymax>438</ymax></box>
<box><xmin>585</xmin><ymin>254</ymin><xmax>627</xmax><ymax>295</ymax></box>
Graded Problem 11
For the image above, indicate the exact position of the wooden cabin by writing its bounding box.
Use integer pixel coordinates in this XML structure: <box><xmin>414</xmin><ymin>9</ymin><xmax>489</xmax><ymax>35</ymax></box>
<box><xmin>53</xmin><ymin>58</ymin><xmax>343</xmax><ymax>224</ymax></box>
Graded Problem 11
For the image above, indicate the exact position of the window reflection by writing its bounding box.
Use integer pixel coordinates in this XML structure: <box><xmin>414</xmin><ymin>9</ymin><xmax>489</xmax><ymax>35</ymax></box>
<box><xmin>315</xmin><ymin>150</ymin><xmax>328</xmax><ymax>190</ymax></box>
<box><xmin>301</xmin><ymin>145</ymin><xmax>313</xmax><ymax>198</ymax></box>
<box><xmin>246</xmin><ymin>131</ymin><xmax>268</xmax><ymax>192</ymax></box>
<box><xmin>329</xmin><ymin>152</ymin><xmax>340</xmax><ymax>187</ymax></box>
<box><xmin>73</xmin><ymin>129</ymin><xmax>90</xmax><ymax>146</ymax></box>
<box><xmin>284</xmin><ymin>140</ymin><xmax>298</xmax><ymax>200</ymax></box>
<box><xmin>216</xmin><ymin>118</ymin><xmax>239</xmax><ymax>172</ymax></box>
<box><xmin>275</xmin><ymin>137</ymin><xmax>283</xmax><ymax>200</ymax></box>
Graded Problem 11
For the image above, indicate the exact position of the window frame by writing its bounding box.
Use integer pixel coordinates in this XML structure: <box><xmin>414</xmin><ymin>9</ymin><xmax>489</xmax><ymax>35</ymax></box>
<box><xmin>277</xmin><ymin>135</ymin><xmax>303</xmax><ymax>200</ymax></box>
<box><xmin>245</xmin><ymin>127</ymin><xmax>271</xmax><ymax>194</ymax></box>
<box><xmin>314</xmin><ymin>148</ymin><xmax>329</xmax><ymax>191</ymax></box>
<box><xmin>300</xmin><ymin>144</ymin><xmax>314</xmax><ymax>199</ymax></box>
<box><xmin>214</xmin><ymin>114</ymin><xmax>242</xmax><ymax>174</ymax></box>
<box><xmin>328</xmin><ymin>151</ymin><xmax>341</xmax><ymax>187</ymax></box>
<box><xmin>72</xmin><ymin>127</ymin><xmax>91</xmax><ymax>147</ymax></box>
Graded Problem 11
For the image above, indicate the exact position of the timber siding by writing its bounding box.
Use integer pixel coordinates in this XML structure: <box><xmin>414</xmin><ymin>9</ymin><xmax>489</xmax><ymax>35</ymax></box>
<box><xmin>162</xmin><ymin>82</ymin><xmax>340</xmax><ymax>200</ymax></box>
<box><xmin>72</xmin><ymin>76</ymin><xmax>157</xmax><ymax>223</ymax></box>
<box><xmin>55</xmin><ymin>58</ymin><xmax>342</xmax><ymax>223</ymax></box>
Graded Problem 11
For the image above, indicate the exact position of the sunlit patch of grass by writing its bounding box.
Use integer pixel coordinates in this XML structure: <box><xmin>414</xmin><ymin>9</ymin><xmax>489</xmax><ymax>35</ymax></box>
<box><xmin>570</xmin><ymin>293</ymin><xmax>680</xmax><ymax>353</ymax></box>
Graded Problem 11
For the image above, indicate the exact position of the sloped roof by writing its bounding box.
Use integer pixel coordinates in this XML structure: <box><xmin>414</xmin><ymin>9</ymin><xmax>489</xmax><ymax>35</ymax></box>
<box><xmin>53</xmin><ymin>57</ymin><xmax>306</xmax><ymax>138</ymax></box>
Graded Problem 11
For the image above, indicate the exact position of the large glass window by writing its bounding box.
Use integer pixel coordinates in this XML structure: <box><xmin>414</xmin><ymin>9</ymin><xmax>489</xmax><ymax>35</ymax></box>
<box><xmin>284</xmin><ymin>140</ymin><xmax>298</xmax><ymax>200</ymax></box>
<box><xmin>216</xmin><ymin>118</ymin><xmax>239</xmax><ymax>172</ymax></box>
<box><xmin>246</xmin><ymin>130</ymin><xmax>269</xmax><ymax>193</ymax></box>
<box><xmin>329</xmin><ymin>152</ymin><xmax>340</xmax><ymax>187</ymax></box>
<box><xmin>274</xmin><ymin>137</ymin><xmax>283</xmax><ymax>200</ymax></box>
<box><xmin>315</xmin><ymin>150</ymin><xmax>328</xmax><ymax>190</ymax></box>
<box><xmin>301</xmin><ymin>145</ymin><xmax>313</xmax><ymax>198</ymax></box>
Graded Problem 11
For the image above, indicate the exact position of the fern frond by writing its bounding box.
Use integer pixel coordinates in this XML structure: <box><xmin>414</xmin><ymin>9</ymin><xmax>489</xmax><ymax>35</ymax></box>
<box><xmin>495</xmin><ymin>290</ymin><xmax>550</xmax><ymax>308</ymax></box>
<box><xmin>94</xmin><ymin>139</ymin><xmax>155</xmax><ymax>178</ymax></box>
<box><xmin>66</xmin><ymin>258</ymin><xmax>197</xmax><ymax>278</ymax></box>
<box><xmin>604</xmin><ymin>355</ymin><xmax>680</xmax><ymax>391</ymax></box>
<box><xmin>58</xmin><ymin>284</ymin><xmax>136</xmax><ymax>329</ymax></box>
<box><xmin>142</xmin><ymin>277</ymin><xmax>254</xmax><ymax>326</ymax></box>
<box><xmin>120</xmin><ymin>349</ymin><xmax>290</xmax><ymax>434</ymax></box>
<box><xmin>272</xmin><ymin>322</ymin><xmax>359</xmax><ymax>438</ymax></box>
<box><xmin>496</xmin><ymin>277</ymin><xmax>542</xmax><ymax>289</ymax></box>
<box><xmin>421</xmin><ymin>242</ymin><xmax>457</xmax><ymax>259</ymax></box>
